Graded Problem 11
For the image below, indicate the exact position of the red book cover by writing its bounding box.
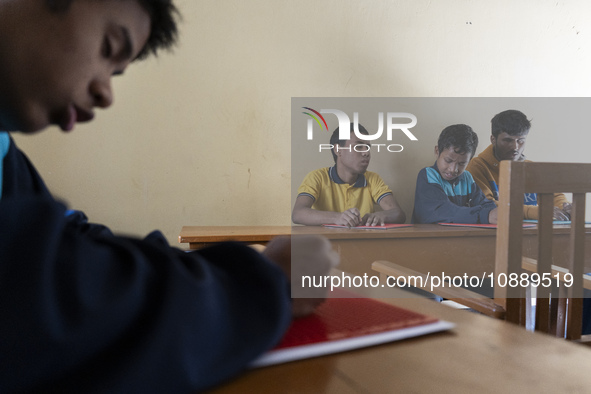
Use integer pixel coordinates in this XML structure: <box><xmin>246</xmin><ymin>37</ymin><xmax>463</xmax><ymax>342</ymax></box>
<box><xmin>322</xmin><ymin>223</ymin><xmax>413</xmax><ymax>230</ymax></box>
<box><xmin>251</xmin><ymin>293</ymin><xmax>454</xmax><ymax>367</ymax></box>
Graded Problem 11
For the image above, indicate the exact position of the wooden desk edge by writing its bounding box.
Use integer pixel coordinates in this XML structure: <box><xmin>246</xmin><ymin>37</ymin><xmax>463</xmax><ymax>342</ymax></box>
<box><xmin>179</xmin><ymin>224</ymin><xmax>590</xmax><ymax>246</ymax></box>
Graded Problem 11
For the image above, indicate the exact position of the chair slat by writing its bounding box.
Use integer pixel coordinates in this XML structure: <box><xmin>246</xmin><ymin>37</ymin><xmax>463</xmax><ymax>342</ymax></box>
<box><xmin>536</xmin><ymin>193</ymin><xmax>554</xmax><ymax>333</ymax></box>
<box><xmin>499</xmin><ymin>161</ymin><xmax>590</xmax><ymax>341</ymax></box>
<box><xmin>566</xmin><ymin>193</ymin><xmax>586</xmax><ymax>339</ymax></box>
<box><xmin>372</xmin><ymin>161</ymin><xmax>591</xmax><ymax>342</ymax></box>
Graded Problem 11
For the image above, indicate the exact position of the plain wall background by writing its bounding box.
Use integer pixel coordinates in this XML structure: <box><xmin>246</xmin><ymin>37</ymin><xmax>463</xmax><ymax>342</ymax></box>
<box><xmin>12</xmin><ymin>0</ymin><xmax>591</xmax><ymax>246</ymax></box>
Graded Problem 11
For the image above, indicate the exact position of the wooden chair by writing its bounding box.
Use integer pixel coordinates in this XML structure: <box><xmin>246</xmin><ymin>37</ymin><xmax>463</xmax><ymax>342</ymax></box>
<box><xmin>373</xmin><ymin>161</ymin><xmax>591</xmax><ymax>341</ymax></box>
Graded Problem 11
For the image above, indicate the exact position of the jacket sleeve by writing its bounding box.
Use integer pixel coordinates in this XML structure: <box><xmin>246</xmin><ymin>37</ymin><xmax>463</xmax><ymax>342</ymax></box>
<box><xmin>523</xmin><ymin>193</ymin><xmax>569</xmax><ymax>220</ymax></box>
<box><xmin>523</xmin><ymin>204</ymin><xmax>539</xmax><ymax>220</ymax></box>
<box><xmin>64</xmin><ymin>209</ymin><xmax>115</xmax><ymax>237</ymax></box>
<box><xmin>412</xmin><ymin>169</ymin><xmax>495</xmax><ymax>224</ymax></box>
<box><xmin>467</xmin><ymin>157</ymin><xmax>539</xmax><ymax>219</ymax></box>
<box><xmin>0</xmin><ymin>196</ymin><xmax>291</xmax><ymax>393</ymax></box>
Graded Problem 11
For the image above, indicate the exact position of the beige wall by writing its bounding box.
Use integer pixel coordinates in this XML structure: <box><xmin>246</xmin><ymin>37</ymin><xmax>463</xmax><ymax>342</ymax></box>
<box><xmin>13</xmin><ymin>0</ymin><xmax>591</xmax><ymax>245</ymax></box>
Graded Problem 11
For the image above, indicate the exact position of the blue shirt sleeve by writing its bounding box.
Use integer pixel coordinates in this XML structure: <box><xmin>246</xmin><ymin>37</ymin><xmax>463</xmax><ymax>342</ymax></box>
<box><xmin>466</xmin><ymin>174</ymin><xmax>497</xmax><ymax>223</ymax></box>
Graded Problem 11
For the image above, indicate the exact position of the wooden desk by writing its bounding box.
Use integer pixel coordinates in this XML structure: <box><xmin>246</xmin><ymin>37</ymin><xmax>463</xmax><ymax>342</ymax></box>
<box><xmin>179</xmin><ymin>225</ymin><xmax>591</xmax><ymax>277</ymax></box>
<box><xmin>179</xmin><ymin>226</ymin><xmax>293</xmax><ymax>249</ymax></box>
<box><xmin>206</xmin><ymin>295</ymin><xmax>591</xmax><ymax>393</ymax></box>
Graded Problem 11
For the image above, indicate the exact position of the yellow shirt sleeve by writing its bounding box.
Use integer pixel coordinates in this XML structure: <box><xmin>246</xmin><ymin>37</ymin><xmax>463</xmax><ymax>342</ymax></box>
<box><xmin>297</xmin><ymin>168</ymin><xmax>326</xmax><ymax>201</ymax></box>
<box><xmin>366</xmin><ymin>172</ymin><xmax>393</xmax><ymax>203</ymax></box>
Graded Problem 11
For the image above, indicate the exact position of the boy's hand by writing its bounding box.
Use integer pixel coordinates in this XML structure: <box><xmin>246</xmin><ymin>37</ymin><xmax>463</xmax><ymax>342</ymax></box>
<box><xmin>263</xmin><ymin>235</ymin><xmax>339</xmax><ymax>318</ymax></box>
<box><xmin>361</xmin><ymin>212</ymin><xmax>386</xmax><ymax>227</ymax></box>
<box><xmin>488</xmin><ymin>207</ymin><xmax>498</xmax><ymax>224</ymax></box>
<box><xmin>335</xmin><ymin>208</ymin><xmax>361</xmax><ymax>227</ymax></box>
<box><xmin>560</xmin><ymin>202</ymin><xmax>572</xmax><ymax>220</ymax></box>
<box><xmin>553</xmin><ymin>206</ymin><xmax>570</xmax><ymax>221</ymax></box>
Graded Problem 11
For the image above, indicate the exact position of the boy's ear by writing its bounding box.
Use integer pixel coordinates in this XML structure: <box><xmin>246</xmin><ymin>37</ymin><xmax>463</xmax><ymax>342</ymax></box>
<box><xmin>434</xmin><ymin>146</ymin><xmax>439</xmax><ymax>157</ymax></box>
<box><xmin>490</xmin><ymin>135</ymin><xmax>495</xmax><ymax>144</ymax></box>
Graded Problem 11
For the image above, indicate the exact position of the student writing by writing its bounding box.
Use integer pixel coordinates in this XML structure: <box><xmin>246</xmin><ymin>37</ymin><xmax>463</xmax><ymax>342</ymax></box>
<box><xmin>412</xmin><ymin>124</ymin><xmax>497</xmax><ymax>224</ymax></box>
<box><xmin>0</xmin><ymin>1</ymin><xmax>337</xmax><ymax>392</ymax></box>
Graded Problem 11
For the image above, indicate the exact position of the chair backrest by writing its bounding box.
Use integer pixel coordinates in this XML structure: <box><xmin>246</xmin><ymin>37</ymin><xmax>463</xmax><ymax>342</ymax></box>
<box><xmin>495</xmin><ymin>161</ymin><xmax>591</xmax><ymax>339</ymax></box>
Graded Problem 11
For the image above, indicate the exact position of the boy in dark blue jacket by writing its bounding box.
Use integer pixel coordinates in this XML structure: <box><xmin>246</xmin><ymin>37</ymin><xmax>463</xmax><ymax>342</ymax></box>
<box><xmin>0</xmin><ymin>1</ymin><xmax>337</xmax><ymax>392</ymax></box>
<box><xmin>412</xmin><ymin>124</ymin><xmax>498</xmax><ymax>224</ymax></box>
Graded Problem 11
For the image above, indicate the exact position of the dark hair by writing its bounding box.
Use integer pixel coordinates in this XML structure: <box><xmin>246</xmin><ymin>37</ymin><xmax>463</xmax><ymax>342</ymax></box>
<box><xmin>437</xmin><ymin>124</ymin><xmax>478</xmax><ymax>158</ymax></box>
<box><xmin>46</xmin><ymin>0</ymin><xmax>179</xmax><ymax>60</ymax></box>
<box><xmin>329</xmin><ymin>123</ymin><xmax>369</xmax><ymax>163</ymax></box>
<box><xmin>491</xmin><ymin>109</ymin><xmax>531</xmax><ymax>138</ymax></box>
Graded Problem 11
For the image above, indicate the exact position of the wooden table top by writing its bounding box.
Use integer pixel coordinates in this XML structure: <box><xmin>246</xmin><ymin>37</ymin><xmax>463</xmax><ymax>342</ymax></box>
<box><xmin>179</xmin><ymin>226</ymin><xmax>591</xmax><ymax>392</ymax></box>
<box><xmin>179</xmin><ymin>224</ymin><xmax>581</xmax><ymax>244</ymax></box>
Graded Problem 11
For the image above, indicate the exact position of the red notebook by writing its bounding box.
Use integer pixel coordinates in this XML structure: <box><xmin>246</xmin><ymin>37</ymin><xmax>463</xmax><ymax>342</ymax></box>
<box><xmin>322</xmin><ymin>223</ymin><xmax>413</xmax><ymax>230</ymax></box>
<box><xmin>250</xmin><ymin>293</ymin><xmax>454</xmax><ymax>368</ymax></box>
<box><xmin>438</xmin><ymin>223</ymin><xmax>536</xmax><ymax>229</ymax></box>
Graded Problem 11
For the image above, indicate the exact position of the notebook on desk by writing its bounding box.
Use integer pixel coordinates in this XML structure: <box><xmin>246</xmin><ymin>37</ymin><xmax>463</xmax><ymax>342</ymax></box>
<box><xmin>437</xmin><ymin>222</ymin><xmax>536</xmax><ymax>229</ymax></box>
<box><xmin>322</xmin><ymin>223</ymin><xmax>413</xmax><ymax>230</ymax></box>
<box><xmin>251</xmin><ymin>291</ymin><xmax>454</xmax><ymax>368</ymax></box>
<box><xmin>523</xmin><ymin>219</ymin><xmax>591</xmax><ymax>225</ymax></box>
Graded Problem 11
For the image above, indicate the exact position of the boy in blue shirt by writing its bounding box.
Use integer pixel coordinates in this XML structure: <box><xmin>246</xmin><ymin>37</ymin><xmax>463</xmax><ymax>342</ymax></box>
<box><xmin>412</xmin><ymin>124</ymin><xmax>498</xmax><ymax>224</ymax></box>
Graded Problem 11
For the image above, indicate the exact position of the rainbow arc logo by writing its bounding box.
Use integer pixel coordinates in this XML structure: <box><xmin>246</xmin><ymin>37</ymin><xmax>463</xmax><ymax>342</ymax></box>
<box><xmin>302</xmin><ymin>107</ymin><xmax>329</xmax><ymax>138</ymax></box>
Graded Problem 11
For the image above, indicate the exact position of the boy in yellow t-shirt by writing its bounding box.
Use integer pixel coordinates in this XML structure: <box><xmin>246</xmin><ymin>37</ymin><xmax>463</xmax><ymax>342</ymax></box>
<box><xmin>292</xmin><ymin>123</ymin><xmax>406</xmax><ymax>227</ymax></box>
